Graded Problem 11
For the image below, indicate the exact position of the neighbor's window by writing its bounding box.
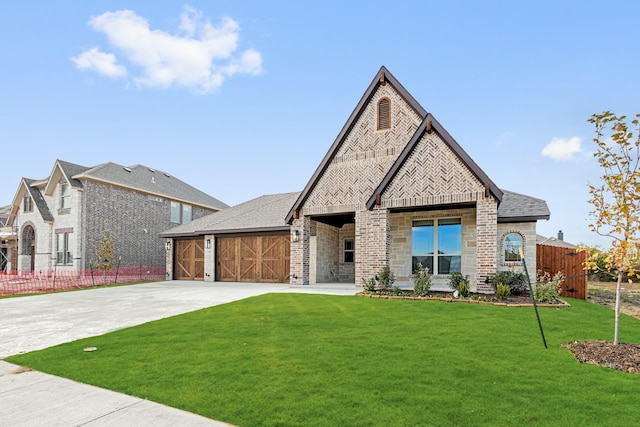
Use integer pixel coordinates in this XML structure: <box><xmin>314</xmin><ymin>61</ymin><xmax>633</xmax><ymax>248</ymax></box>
<box><xmin>23</xmin><ymin>194</ymin><xmax>33</xmax><ymax>212</ymax></box>
<box><xmin>412</xmin><ymin>218</ymin><xmax>462</xmax><ymax>274</ymax></box>
<box><xmin>377</xmin><ymin>98</ymin><xmax>391</xmax><ymax>130</ymax></box>
<box><xmin>344</xmin><ymin>238</ymin><xmax>354</xmax><ymax>263</ymax></box>
<box><xmin>170</xmin><ymin>201</ymin><xmax>192</xmax><ymax>224</ymax></box>
<box><xmin>182</xmin><ymin>204</ymin><xmax>192</xmax><ymax>224</ymax></box>
<box><xmin>56</xmin><ymin>232</ymin><xmax>72</xmax><ymax>265</ymax></box>
<box><xmin>504</xmin><ymin>233</ymin><xmax>523</xmax><ymax>262</ymax></box>
<box><xmin>60</xmin><ymin>183</ymin><xmax>70</xmax><ymax>209</ymax></box>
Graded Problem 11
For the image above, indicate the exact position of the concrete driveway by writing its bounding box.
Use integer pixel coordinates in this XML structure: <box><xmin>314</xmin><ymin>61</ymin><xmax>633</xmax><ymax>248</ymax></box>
<box><xmin>0</xmin><ymin>281</ymin><xmax>359</xmax><ymax>426</ymax></box>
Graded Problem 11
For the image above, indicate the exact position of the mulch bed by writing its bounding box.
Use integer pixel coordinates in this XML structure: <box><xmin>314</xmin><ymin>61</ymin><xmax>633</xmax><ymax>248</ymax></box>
<box><xmin>358</xmin><ymin>290</ymin><xmax>569</xmax><ymax>307</ymax></box>
<box><xmin>562</xmin><ymin>340</ymin><xmax>640</xmax><ymax>375</ymax></box>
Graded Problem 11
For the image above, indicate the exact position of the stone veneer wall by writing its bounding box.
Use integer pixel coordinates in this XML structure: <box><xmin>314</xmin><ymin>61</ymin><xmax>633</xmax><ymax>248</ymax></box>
<box><xmin>389</xmin><ymin>208</ymin><xmax>478</xmax><ymax>290</ymax></box>
<box><xmin>496</xmin><ymin>222</ymin><xmax>537</xmax><ymax>277</ymax></box>
<box><xmin>338</xmin><ymin>223</ymin><xmax>355</xmax><ymax>282</ymax></box>
<box><xmin>314</xmin><ymin>222</ymin><xmax>339</xmax><ymax>282</ymax></box>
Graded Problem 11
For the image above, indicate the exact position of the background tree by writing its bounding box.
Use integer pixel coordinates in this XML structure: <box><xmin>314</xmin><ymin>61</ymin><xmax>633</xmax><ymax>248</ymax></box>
<box><xmin>586</xmin><ymin>111</ymin><xmax>640</xmax><ymax>344</ymax></box>
<box><xmin>95</xmin><ymin>221</ymin><xmax>117</xmax><ymax>285</ymax></box>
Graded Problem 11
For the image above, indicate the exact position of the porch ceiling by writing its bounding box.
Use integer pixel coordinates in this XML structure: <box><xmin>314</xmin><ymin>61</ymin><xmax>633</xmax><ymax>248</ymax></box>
<box><xmin>311</xmin><ymin>213</ymin><xmax>355</xmax><ymax>228</ymax></box>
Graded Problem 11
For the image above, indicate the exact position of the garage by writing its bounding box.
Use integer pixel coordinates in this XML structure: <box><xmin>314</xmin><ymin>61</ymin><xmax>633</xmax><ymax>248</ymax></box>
<box><xmin>174</xmin><ymin>238</ymin><xmax>205</xmax><ymax>280</ymax></box>
<box><xmin>216</xmin><ymin>234</ymin><xmax>290</xmax><ymax>283</ymax></box>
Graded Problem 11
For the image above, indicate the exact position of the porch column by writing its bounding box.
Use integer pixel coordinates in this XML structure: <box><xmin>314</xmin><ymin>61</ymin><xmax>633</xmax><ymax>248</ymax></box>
<box><xmin>290</xmin><ymin>216</ymin><xmax>310</xmax><ymax>285</ymax></box>
<box><xmin>355</xmin><ymin>208</ymin><xmax>390</xmax><ymax>285</ymax></box>
<box><xmin>476</xmin><ymin>196</ymin><xmax>498</xmax><ymax>291</ymax></box>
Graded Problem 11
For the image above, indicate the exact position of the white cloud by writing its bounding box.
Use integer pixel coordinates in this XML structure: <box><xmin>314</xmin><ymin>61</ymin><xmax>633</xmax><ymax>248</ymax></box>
<box><xmin>72</xmin><ymin>6</ymin><xmax>263</xmax><ymax>93</ymax></box>
<box><xmin>70</xmin><ymin>47</ymin><xmax>126</xmax><ymax>78</ymax></box>
<box><xmin>541</xmin><ymin>136</ymin><xmax>582</xmax><ymax>161</ymax></box>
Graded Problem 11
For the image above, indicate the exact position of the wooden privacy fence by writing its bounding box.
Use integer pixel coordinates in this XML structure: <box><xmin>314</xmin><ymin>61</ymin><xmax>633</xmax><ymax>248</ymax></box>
<box><xmin>536</xmin><ymin>244</ymin><xmax>587</xmax><ymax>300</ymax></box>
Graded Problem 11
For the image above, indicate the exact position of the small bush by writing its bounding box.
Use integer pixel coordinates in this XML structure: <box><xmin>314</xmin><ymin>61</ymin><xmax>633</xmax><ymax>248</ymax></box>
<box><xmin>449</xmin><ymin>272</ymin><xmax>470</xmax><ymax>298</ymax></box>
<box><xmin>362</xmin><ymin>277</ymin><xmax>377</xmax><ymax>292</ymax></box>
<box><xmin>377</xmin><ymin>266</ymin><xmax>395</xmax><ymax>292</ymax></box>
<box><xmin>535</xmin><ymin>271</ymin><xmax>564</xmax><ymax>304</ymax></box>
<box><xmin>490</xmin><ymin>271</ymin><xmax>529</xmax><ymax>296</ymax></box>
<box><xmin>362</xmin><ymin>266</ymin><xmax>396</xmax><ymax>293</ymax></box>
<box><xmin>389</xmin><ymin>286</ymin><xmax>406</xmax><ymax>296</ymax></box>
<box><xmin>413</xmin><ymin>264</ymin><xmax>432</xmax><ymax>296</ymax></box>
<box><xmin>495</xmin><ymin>283</ymin><xmax>511</xmax><ymax>300</ymax></box>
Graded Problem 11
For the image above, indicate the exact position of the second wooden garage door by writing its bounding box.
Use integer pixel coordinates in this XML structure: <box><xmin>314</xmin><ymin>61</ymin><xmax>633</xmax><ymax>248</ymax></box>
<box><xmin>216</xmin><ymin>235</ymin><xmax>290</xmax><ymax>283</ymax></box>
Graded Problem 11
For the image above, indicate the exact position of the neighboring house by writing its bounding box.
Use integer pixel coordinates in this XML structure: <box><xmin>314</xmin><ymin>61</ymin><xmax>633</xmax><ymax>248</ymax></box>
<box><xmin>5</xmin><ymin>160</ymin><xmax>227</xmax><ymax>274</ymax></box>
<box><xmin>0</xmin><ymin>205</ymin><xmax>15</xmax><ymax>272</ymax></box>
<box><xmin>163</xmin><ymin>66</ymin><xmax>550</xmax><ymax>290</ymax></box>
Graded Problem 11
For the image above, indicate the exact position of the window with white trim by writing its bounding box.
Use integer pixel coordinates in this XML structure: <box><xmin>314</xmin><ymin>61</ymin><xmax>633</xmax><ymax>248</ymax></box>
<box><xmin>344</xmin><ymin>238</ymin><xmax>354</xmax><ymax>263</ymax></box>
<box><xmin>503</xmin><ymin>233</ymin><xmax>523</xmax><ymax>262</ymax></box>
<box><xmin>412</xmin><ymin>218</ymin><xmax>462</xmax><ymax>274</ymax></box>
<box><xmin>60</xmin><ymin>183</ymin><xmax>70</xmax><ymax>209</ymax></box>
<box><xmin>56</xmin><ymin>232</ymin><xmax>72</xmax><ymax>265</ymax></box>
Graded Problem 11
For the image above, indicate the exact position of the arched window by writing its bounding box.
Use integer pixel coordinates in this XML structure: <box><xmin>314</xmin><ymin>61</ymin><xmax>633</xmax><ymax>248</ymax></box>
<box><xmin>377</xmin><ymin>98</ymin><xmax>391</xmax><ymax>130</ymax></box>
<box><xmin>22</xmin><ymin>225</ymin><xmax>35</xmax><ymax>256</ymax></box>
<box><xmin>503</xmin><ymin>232</ymin><xmax>523</xmax><ymax>262</ymax></box>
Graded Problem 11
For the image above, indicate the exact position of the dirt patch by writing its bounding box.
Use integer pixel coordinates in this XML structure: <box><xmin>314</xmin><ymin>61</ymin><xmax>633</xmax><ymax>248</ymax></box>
<box><xmin>588</xmin><ymin>281</ymin><xmax>640</xmax><ymax>319</ymax></box>
<box><xmin>11</xmin><ymin>366</ymin><xmax>32</xmax><ymax>374</ymax></box>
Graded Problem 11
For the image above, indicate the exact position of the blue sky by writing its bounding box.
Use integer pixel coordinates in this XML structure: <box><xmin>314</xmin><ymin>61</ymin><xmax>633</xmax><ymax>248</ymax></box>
<box><xmin>1</xmin><ymin>1</ymin><xmax>638</xmax><ymax>248</ymax></box>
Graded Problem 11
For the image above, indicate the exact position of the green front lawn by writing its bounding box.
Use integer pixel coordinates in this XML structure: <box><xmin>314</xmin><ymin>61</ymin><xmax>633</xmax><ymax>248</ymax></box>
<box><xmin>7</xmin><ymin>294</ymin><xmax>640</xmax><ymax>426</ymax></box>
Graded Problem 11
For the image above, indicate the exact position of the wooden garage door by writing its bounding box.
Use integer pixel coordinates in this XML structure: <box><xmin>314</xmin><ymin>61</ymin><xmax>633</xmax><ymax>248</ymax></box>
<box><xmin>216</xmin><ymin>235</ymin><xmax>290</xmax><ymax>283</ymax></box>
<box><xmin>174</xmin><ymin>239</ymin><xmax>205</xmax><ymax>281</ymax></box>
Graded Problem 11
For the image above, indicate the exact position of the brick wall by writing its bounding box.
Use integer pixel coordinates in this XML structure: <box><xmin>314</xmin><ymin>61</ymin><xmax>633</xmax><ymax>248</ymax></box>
<box><xmin>82</xmin><ymin>181</ymin><xmax>214</xmax><ymax>271</ymax></box>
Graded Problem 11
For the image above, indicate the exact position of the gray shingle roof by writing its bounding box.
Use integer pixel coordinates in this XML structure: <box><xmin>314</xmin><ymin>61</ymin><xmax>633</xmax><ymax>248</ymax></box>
<box><xmin>24</xmin><ymin>179</ymin><xmax>54</xmax><ymax>222</ymax></box>
<box><xmin>498</xmin><ymin>190</ymin><xmax>550</xmax><ymax>222</ymax></box>
<box><xmin>73</xmin><ymin>162</ymin><xmax>228</xmax><ymax>210</ymax></box>
<box><xmin>161</xmin><ymin>192</ymin><xmax>300</xmax><ymax>237</ymax></box>
<box><xmin>536</xmin><ymin>234</ymin><xmax>577</xmax><ymax>249</ymax></box>
<box><xmin>0</xmin><ymin>205</ymin><xmax>9</xmax><ymax>227</ymax></box>
<box><xmin>57</xmin><ymin>160</ymin><xmax>91</xmax><ymax>189</ymax></box>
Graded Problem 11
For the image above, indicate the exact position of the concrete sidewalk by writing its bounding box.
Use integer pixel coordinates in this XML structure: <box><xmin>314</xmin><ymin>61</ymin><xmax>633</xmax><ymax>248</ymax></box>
<box><xmin>0</xmin><ymin>281</ymin><xmax>359</xmax><ymax>426</ymax></box>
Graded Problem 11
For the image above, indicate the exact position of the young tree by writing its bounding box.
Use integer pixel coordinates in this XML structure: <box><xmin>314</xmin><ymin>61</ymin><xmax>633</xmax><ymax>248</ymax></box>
<box><xmin>586</xmin><ymin>111</ymin><xmax>640</xmax><ymax>344</ymax></box>
<box><xmin>96</xmin><ymin>221</ymin><xmax>117</xmax><ymax>285</ymax></box>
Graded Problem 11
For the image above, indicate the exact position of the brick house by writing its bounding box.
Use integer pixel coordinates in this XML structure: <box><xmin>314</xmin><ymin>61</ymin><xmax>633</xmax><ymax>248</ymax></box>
<box><xmin>163</xmin><ymin>66</ymin><xmax>549</xmax><ymax>291</ymax></box>
<box><xmin>4</xmin><ymin>160</ymin><xmax>227</xmax><ymax>274</ymax></box>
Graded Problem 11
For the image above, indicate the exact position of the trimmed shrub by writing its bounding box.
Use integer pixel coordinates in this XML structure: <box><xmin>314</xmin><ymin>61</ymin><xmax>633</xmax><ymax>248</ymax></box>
<box><xmin>413</xmin><ymin>264</ymin><xmax>432</xmax><ymax>296</ymax></box>
<box><xmin>490</xmin><ymin>271</ymin><xmax>529</xmax><ymax>296</ymax></box>
<box><xmin>495</xmin><ymin>283</ymin><xmax>511</xmax><ymax>300</ymax></box>
<box><xmin>377</xmin><ymin>266</ymin><xmax>395</xmax><ymax>292</ymax></box>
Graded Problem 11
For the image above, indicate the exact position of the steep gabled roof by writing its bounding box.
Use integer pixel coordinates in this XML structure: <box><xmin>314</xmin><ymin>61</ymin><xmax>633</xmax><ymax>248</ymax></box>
<box><xmin>285</xmin><ymin>66</ymin><xmax>427</xmax><ymax>224</ymax></box>
<box><xmin>44</xmin><ymin>160</ymin><xmax>89</xmax><ymax>195</ymax></box>
<box><xmin>497</xmin><ymin>190</ymin><xmax>550</xmax><ymax>222</ymax></box>
<box><xmin>366</xmin><ymin>114</ymin><xmax>504</xmax><ymax>210</ymax></box>
<box><xmin>161</xmin><ymin>192</ymin><xmax>299</xmax><ymax>237</ymax></box>
<box><xmin>73</xmin><ymin>162</ymin><xmax>228</xmax><ymax>211</ymax></box>
<box><xmin>8</xmin><ymin>178</ymin><xmax>54</xmax><ymax>225</ymax></box>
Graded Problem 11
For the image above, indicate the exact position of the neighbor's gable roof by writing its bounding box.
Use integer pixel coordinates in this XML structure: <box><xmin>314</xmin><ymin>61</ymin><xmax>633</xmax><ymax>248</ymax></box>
<box><xmin>536</xmin><ymin>234</ymin><xmax>576</xmax><ymax>249</ymax></box>
<box><xmin>285</xmin><ymin>66</ymin><xmax>427</xmax><ymax>224</ymax></box>
<box><xmin>73</xmin><ymin>162</ymin><xmax>228</xmax><ymax>211</ymax></box>
<box><xmin>366</xmin><ymin>114</ymin><xmax>504</xmax><ymax>210</ymax></box>
<box><xmin>161</xmin><ymin>192</ymin><xmax>300</xmax><ymax>237</ymax></box>
<box><xmin>497</xmin><ymin>190</ymin><xmax>550</xmax><ymax>222</ymax></box>
<box><xmin>8</xmin><ymin>178</ymin><xmax>54</xmax><ymax>225</ymax></box>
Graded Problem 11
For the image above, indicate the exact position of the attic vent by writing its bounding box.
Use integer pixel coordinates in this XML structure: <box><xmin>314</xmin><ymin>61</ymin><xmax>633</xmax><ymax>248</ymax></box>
<box><xmin>123</xmin><ymin>167</ymin><xmax>132</xmax><ymax>172</ymax></box>
<box><xmin>148</xmin><ymin>168</ymin><xmax>155</xmax><ymax>173</ymax></box>
<box><xmin>377</xmin><ymin>98</ymin><xmax>391</xmax><ymax>130</ymax></box>
<box><xmin>151</xmin><ymin>176</ymin><xmax>156</xmax><ymax>184</ymax></box>
<box><xmin>164</xmin><ymin>173</ymin><xmax>171</xmax><ymax>178</ymax></box>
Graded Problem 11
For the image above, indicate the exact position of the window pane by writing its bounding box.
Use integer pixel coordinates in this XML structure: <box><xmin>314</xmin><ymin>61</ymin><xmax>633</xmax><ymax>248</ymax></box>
<box><xmin>182</xmin><ymin>204</ymin><xmax>192</xmax><ymax>224</ymax></box>
<box><xmin>344</xmin><ymin>239</ymin><xmax>354</xmax><ymax>251</ymax></box>
<box><xmin>412</xmin><ymin>255</ymin><xmax>433</xmax><ymax>274</ymax></box>
<box><xmin>412</xmin><ymin>220</ymin><xmax>434</xmax><ymax>255</ymax></box>
<box><xmin>438</xmin><ymin>256</ymin><xmax>461</xmax><ymax>274</ymax></box>
<box><xmin>438</xmin><ymin>219</ymin><xmax>461</xmax><ymax>254</ymax></box>
<box><xmin>170</xmin><ymin>202</ymin><xmax>181</xmax><ymax>223</ymax></box>
<box><xmin>344</xmin><ymin>251</ymin><xmax>354</xmax><ymax>263</ymax></box>
<box><xmin>504</xmin><ymin>233</ymin><xmax>523</xmax><ymax>261</ymax></box>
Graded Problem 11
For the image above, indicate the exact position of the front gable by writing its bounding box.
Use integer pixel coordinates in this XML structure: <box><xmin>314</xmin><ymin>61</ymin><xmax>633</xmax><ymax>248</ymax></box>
<box><xmin>286</xmin><ymin>66</ymin><xmax>426</xmax><ymax>222</ymax></box>
<box><xmin>368</xmin><ymin>115</ymin><xmax>503</xmax><ymax>210</ymax></box>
